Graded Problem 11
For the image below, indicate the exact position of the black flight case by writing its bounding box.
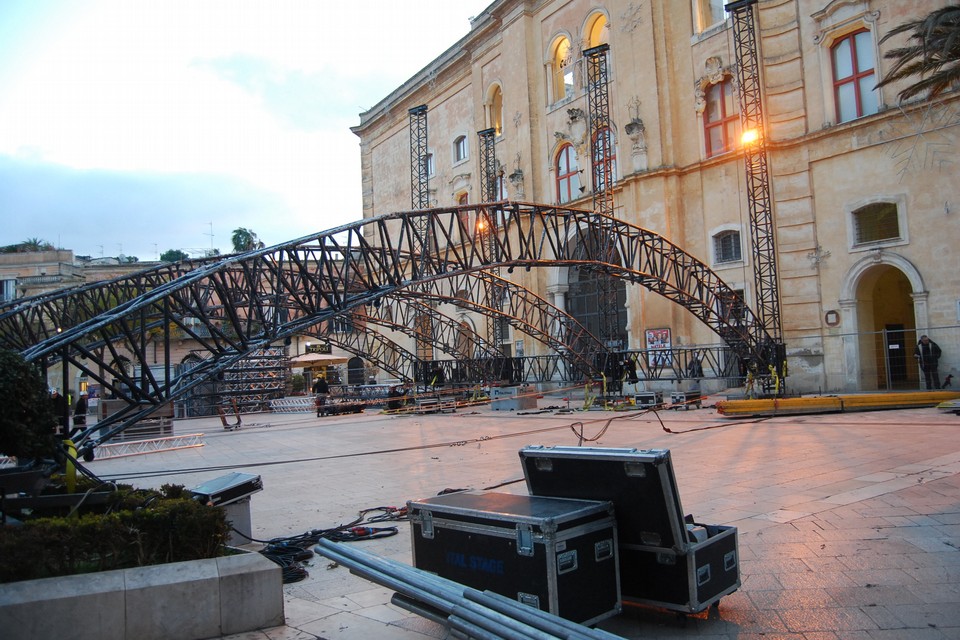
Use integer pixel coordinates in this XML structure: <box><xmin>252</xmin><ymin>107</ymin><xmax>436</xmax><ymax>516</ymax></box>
<box><xmin>407</xmin><ymin>490</ymin><xmax>621</xmax><ymax>625</ymax></box>
<box><xmin>519</xmin><ymin>445</ymin><xmax>740</xmax><ymax>613</ymax></box>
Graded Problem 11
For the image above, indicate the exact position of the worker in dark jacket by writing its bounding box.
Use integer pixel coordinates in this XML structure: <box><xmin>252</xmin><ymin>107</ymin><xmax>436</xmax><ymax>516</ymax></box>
<box><xmin>71</xmin><ymin>392</ymin><xmax>89</xmax><ymax>437</ymax></box>
<box><xmin>914</xmin><ymin>334</ymin><xmax>943</xmax><ymax>390</ymax></box>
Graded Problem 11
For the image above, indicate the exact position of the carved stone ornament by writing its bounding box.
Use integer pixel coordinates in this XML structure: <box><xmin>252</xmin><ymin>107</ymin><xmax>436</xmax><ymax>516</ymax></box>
<box><xmin>705</xmin><ymin>56</ymin><xmax>724</xmax><ymax>84</ymax></box>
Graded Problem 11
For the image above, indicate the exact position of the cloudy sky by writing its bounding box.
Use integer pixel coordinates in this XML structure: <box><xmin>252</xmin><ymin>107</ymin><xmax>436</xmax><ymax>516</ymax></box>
<box><xmin>0</xmin><ymin>1</ymin><xmax>491</xmax><ymax>260</ymax></box>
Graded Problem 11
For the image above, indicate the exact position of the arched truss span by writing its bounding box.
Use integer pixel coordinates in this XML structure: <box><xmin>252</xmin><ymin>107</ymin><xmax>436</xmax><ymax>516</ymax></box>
<box><xmin>0</xmin><ymin>202</ymin><xmax>773</xmax><ymax>446</ymax></box>
<box><xmin>316</xmin><ymin>270</ymin><xmax>606</xmax><ymax>384</ymax></box>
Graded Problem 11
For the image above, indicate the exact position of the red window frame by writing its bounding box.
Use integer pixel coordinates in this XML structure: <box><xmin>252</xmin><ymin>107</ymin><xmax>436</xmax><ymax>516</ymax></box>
<box><xmin>831</xmin><ymin>29</ymin><xmax>875</xmax><ymax>122</ymax></box>
<box><xmin>703</xmin><ymin>78</ymin><xmax>738</xmax><ymax>157</ymax></box>
<box><xmin>592</xmin><ymin>126</ymin><xmax>617</xmax><ymax>191</ymax></box>
<box><xmin>555</xmin><ymin>143</ymin><xmax>579</xmax><ymax>203</ymax></box>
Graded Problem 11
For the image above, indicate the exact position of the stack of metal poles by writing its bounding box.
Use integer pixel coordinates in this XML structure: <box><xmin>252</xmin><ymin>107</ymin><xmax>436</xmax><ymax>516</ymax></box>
<box><xmin>314</xmin><ymin>539</ymin><xmax>623</xmax><ymax>640</ymax></box>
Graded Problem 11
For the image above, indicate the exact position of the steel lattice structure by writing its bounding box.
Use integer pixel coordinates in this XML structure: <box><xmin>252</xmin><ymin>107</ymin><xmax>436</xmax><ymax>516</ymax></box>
<box><xmin>585</xmin><ymin>44</ymin><xmax>615</xmax><ymax>219</ymax></box>
<box><xmin>409</xmin><ymin>105</ymin><xmax>430</xmax><ymax>212</ymax></box>
<box><xmin>1</xmin><ymin>202</ymin><xmax>775</xmax><ymax>447</ymax></box>
<box><xmin>585</xmin><ymin>43</ymin><xmax>625</xmax><ymax>375</ymax></box>
<box><xmin>728</xmin><ymin>0</ymin><xmax>784</xmax><ymax>359</ymax></box>
<box><xmin>477</xmin><ymin>127</ymin><xmax>505</xmax><ymax>351</ymax></box>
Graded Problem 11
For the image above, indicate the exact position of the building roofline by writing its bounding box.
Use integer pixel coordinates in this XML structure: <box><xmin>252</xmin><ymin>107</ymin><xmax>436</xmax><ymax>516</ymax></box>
<box><xmin>351</xmin><ymin>1</ymin><xmax>500</xmax><ymax>135</ymax></box>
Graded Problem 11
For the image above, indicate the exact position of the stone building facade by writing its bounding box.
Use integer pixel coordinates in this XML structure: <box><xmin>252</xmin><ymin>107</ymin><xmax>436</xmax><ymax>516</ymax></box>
<box><xmin>351</xmin><ymin>0</ymin><xmax>959</xmax><ymax>394</ymax></box>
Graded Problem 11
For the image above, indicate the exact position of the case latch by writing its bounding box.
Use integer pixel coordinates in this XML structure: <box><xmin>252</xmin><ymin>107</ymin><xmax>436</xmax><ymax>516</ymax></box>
<box><xmin>516</xmin><ymin>523</ymin><xmax>534</xmax><ymax>556</ymax></box>
<box><xmin>420</xmin><ymin>510</ymin><xmax>434</xmax><ymax>539</ymax></box>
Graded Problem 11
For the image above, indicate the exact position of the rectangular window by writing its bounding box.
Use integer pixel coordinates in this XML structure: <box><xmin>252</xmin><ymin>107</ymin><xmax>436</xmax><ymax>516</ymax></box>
<box><xmin>832</xmin><ymin>29</ymin><xmax>878</xmax><ymax>123</ymax></box>
<box><xmin>694</xmin><ymin>0</ymin><xmax>727</xmax><ymax>33</ymax></box>
<box><xmin>425</xmin><ymin>153</ymin><xmax>435</xmax><ymax>177</ymax></box>
<box><xmin>333</xmin><ymin>316</ymin><xmax>354</xmax><ymax>334</ymax></box>
<box><xmin>0</xmin><ymin>279</ymin><xmax>15</xmax><ymax>303</ymax></box>
<box><xmin>713</xmin><ymin>231</ymin><xmax>742</xmax><ymax>263</ymax></box>
<box><xmin>853</xmin><ymin>202</ymin><xmax>900</xmax><ymax>244</ymax></box>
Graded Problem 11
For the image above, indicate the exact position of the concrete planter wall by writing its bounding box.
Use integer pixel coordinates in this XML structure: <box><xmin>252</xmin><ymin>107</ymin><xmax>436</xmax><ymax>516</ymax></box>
<box><xmin>0</xmin><ymin>551</ymin><xmax>284</xmax><ymax>640</ymax></box>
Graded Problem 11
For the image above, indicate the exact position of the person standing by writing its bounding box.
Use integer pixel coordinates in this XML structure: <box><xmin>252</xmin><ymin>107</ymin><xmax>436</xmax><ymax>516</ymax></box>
<box><xmin>914</xmin><ymin>334</ymin><xmax>943</xmax><ymax>390</ymax></box>
<box><xmin>50</xmin><ymin>388</ymin><xmax>68</xmax><ymax>435</ymax></box>
<box><xmin>312</xmin><ymin>376</ymin><xmax>329</xmax><ymax>416</ymax></box>
<box><xmin>71</xmin><ymin>392</ymin><xmax>89</xmax><ymax>438</ymax></box>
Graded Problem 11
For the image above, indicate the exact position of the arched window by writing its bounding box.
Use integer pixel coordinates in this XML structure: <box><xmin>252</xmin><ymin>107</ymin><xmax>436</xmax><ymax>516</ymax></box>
<box><xmin>831</xmin><ymin>29</ymin><xmax>878</xmax><ymax>123</ymax></box>
<box><xmin>489</xmin><ymin>85</ymin><xmax>503</xmax><ymax>136</ymax></box>
<box><xmin>552</xmin><ymin>37</ymin><xmax>574</xmax><ymax>103</ymax></box>
<box><xmin>555</xmin><ymin>143</ymin><xmax>580</xmax><ymax>204</ymax></box>
<box><xmin>592</xmin><ymin>126</ymin><xmax>617</xmax><ymax>192</ymax></box>
<box><xmin>587</xmin><ymin>13</ymin><xmax>609</xmax><ymax>48</ymax></box>
<box><xmin>704</xmin><ymin>77</ymin><xmax>739</xmax><ymax>157</ymax></box>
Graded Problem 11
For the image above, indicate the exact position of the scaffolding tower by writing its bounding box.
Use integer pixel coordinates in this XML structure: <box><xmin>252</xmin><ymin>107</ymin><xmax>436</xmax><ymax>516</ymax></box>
<box><xmin>585</xmin><ymin>43</ymin><xmax>624</xmax><ymax>386</ymax></box>
<box><xmin>727</xmin><ymin>0</ymin><xmax>786</xmax><ymax>382</ymax></box>
<box><xmin>478</xmin><ymin>127</ymin><xmax>505</xmax><ymax>354</ymax></box>
<box><xmin>409</xmin><ymin>105</ymin><xmax>430</xmax><ymax>211</ymax></box>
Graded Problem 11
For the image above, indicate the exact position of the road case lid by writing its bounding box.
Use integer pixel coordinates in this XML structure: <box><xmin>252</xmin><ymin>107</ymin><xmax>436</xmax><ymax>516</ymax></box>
<box><xmin>519</xmin><ymin>446</ymin><xmax>688</xmax><ymax>552</ymax></box>
<box><xmin>408</xmin><ymin>490</ymin><xmax>613</xmax><ymax>529</ymax></box>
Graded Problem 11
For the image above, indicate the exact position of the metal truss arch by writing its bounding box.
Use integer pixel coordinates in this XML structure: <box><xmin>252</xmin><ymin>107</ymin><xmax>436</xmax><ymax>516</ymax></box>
<box><xmin>0</xmin><ymin>202</ymin><xmax>775</xmax><ymax>447</ymax></box>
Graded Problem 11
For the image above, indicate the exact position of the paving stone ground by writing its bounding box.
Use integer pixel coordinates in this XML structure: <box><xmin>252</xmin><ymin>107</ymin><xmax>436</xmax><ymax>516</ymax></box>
<box><xmin>87</xmin><ymin>393</ymin><xmax>960</xmax><ymax>639</ymax></box>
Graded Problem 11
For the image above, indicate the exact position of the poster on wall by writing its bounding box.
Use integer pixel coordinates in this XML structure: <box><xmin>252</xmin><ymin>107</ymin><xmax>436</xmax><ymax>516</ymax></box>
<box><xmin>645</xmin><ymin>328</ymin><xmax>672</xmax><ymax>367</ymax></box>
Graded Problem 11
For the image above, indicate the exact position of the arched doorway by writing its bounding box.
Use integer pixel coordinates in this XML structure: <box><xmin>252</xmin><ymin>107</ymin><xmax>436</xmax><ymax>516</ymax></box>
<box><xmin>841</xmin><ymin>255</ymin><xmax>925</xmax><ymax>391</ymax></box>
<box><xmin>347</xmin><ymin>356</ymin><xmax>365</xmax><ymax>385</ymax></box>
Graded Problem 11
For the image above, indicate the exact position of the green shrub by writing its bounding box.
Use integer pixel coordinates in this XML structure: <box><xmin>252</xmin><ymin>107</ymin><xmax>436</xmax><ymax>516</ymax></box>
<box><xmin>0</xmin><ymin>489</ymin><xmax>229</xmax><ymax>583</ymax></box>
<box><xmin>0</xmin><ymin>348</ymin><xmax>58</xmax><ymax>460</ymax></box>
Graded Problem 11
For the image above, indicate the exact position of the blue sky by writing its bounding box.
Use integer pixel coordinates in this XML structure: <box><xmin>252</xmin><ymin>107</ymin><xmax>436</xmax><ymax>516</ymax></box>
<box><xmin>0</xmin><ymin>1</ymin><xmax>491</xmax><ymax>260</ymax></box>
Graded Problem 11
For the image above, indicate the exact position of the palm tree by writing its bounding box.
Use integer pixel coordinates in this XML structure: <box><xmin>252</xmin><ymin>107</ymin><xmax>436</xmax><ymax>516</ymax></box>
<box><xmin>231</xmin><ymin>227</ymin><xmax>265</xmax><ymax>253</ymax></box>
<box><xmin>19</xmin><ymin>237</ymin><xmax>54</xmax><ymax>252</ymax></box>
<box><xmin>877</xmin><ymin>5</ymin><xmax>960</xmax><ymax>102</ymax></box>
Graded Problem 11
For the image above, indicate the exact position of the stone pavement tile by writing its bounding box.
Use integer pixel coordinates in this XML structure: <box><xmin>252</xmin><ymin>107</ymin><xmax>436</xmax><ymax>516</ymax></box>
<box><xmin>801</xmin><ymin>556</ymin><xmax>850</xmax><ymax>574</ymax></box>
<box><xmin>297</xmin><ymin>610</ymin><xmax>436</xmax><ymax>639</ymax></box>
<box><xmin>747</xmin><ymin>540</ymin><xmax>820</xmax><ymax>559</ymax></box>
<box><xmin>814</xmin><ymin>528</ymin><xmax>891</xmax><ymax>542</ymax></box>
<box><xmin>903</xmin><ymin>565</ymin><xmax>960</xmax><ymax>584</ymax></box>
<box><xmin>223</xmin><ymin>627</ymin><xmax>317</xmax><ymax>640</ymax></box>
<box><xmin>907</xmin><ymin>583</ymin><xmax>960</xmax><ymax>605</ymax></box>
<box><xmin>807</xmin><ymin>538</ymin><xmax>921</xmax><ymax>558</ymax></box>
<box><xmin>842</xmin><ymin>568</ymin><xmax>920</xmax><ymax>587</ymax></box>
<box><xmin>778</xmin><ymin>606</ymin><xmax>879</xmax><ymax>633</ymax></box>
<box><xmin>907</xmin><ymin>551</ymin><xmax>960</xmax><ymax>567</ymax></box>
<box><xmin>902</xmin><ymin>536</ymin><xmax>960</xmax><ymax>553</ymax></box>
<box><xmin>775</xmin><ymin>569</ymin><xmax>857</xmax><ymax>590</ymax></box>
<box><xmin>825</xmin><ymin>585</ymin><xmax>923</xmax><ymax>607</ymax></box>
<box><xmin>867</xmin><ymin>629</ymin><xmax>950</xmax><ymax>640</ymax></box>
<box><xmin>747</xmin><ymin>587</ymin><xmax>838</xmax><ymax>610</ymax></box>
<box><xmin>353</xmin><ymin>603</ymin><xmax>412</xmax><ymax>624</ymax></box>
<box><xmin>740</xmin><ymin>557</ymin><xmax>812</xmax><ymax>575</ymax></box>
<box><xmin>835</xmin><ymin>551</ymin><xmax>929</xmax><ymax>571</ymax></box>
<box><xmin>880</xmin><ymin>603</ymin><xmax>960</xmax><ymax>630</ymax></box>
<box><xmin>739</xmin><ymin>572</ymin><xmax>785</xmax><ymax>591</ymax></box>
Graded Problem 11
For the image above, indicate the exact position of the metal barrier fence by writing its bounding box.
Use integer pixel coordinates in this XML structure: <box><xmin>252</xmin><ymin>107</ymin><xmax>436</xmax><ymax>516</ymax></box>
<box><xmin>425</xmin><ymin>324</ymin><xmax>960</xmax><ymax>395</ymax></box>
<box><xmin>813</xmin><ymin>323</ymin><xmax>959</xmax><ymax>394</ymax></box>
